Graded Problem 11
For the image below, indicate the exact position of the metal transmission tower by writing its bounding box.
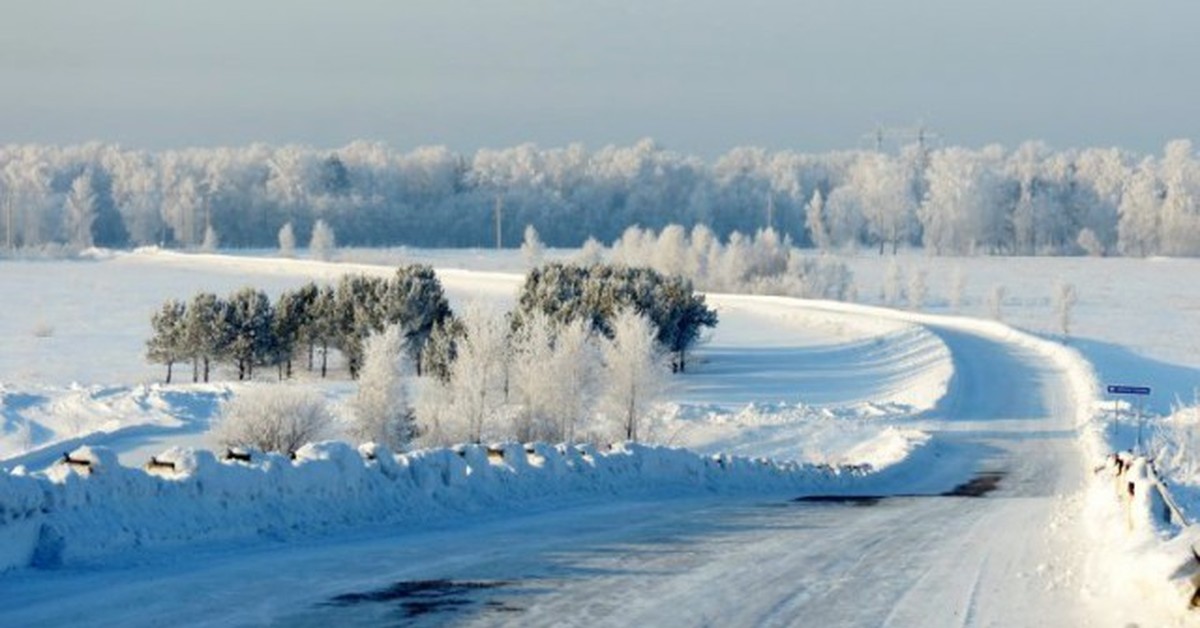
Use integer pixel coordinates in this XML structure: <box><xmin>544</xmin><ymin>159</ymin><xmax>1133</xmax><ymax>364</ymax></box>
<box><xmin>859</xmin><ymin>123</ymin><xmax>940</xmax><ymax>154</ymax></box>
<box><xmin>894</xmin><ymin>123</ymin><xmax>941</xmax><ymax>156</ymax></box>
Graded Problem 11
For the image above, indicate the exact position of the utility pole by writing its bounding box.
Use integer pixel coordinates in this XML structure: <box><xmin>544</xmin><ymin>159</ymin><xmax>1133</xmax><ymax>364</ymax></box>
<box><xmin>494</xmin><ymin>195</ymin><xmax>503</xmax><ymax>250</ymax></box>
<box><xmin>5</xmin><ymin>195</ymin><xmax>12</xmax><ymax>251</ymax></box>
<box><xmin>765</xmin><ymin>193</ymin><xmax>775</xmax><ymax>232</ymax></box>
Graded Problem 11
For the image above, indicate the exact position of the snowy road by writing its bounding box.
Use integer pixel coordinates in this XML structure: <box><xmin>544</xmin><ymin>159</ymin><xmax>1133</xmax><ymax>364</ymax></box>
<box><xmin>0</xmin><ymin>312</ymin><xmax>1105</xmax><ymax>626</ymax></box>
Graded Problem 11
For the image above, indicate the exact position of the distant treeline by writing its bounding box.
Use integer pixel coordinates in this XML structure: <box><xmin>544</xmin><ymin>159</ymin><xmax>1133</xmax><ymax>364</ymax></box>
<box><xmin>8</xmin><ymin>138</ymin><xmax>1200</xmax><ymax>256</ymax></box>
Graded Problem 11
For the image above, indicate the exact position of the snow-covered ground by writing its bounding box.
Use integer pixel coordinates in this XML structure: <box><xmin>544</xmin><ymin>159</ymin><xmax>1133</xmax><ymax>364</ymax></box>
<box><xmin>2</xmin><ymin>247</ymin><xmax>1199</xmax><ymax>625</ymax></box>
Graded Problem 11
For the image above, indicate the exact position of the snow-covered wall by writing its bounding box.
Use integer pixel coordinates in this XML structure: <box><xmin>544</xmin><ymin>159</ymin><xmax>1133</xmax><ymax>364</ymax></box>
<box><xmin>0</xmin><ymin>438</ymin><xmax>931</xmax><ymax>572</ymax></box>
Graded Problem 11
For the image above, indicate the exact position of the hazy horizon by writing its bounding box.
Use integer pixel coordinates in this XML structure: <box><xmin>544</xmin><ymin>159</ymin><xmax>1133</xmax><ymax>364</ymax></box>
<box><xmin>3</xmin><ymin>1</ymin><xmax>1197</xmax><ymax>157</ymax></box>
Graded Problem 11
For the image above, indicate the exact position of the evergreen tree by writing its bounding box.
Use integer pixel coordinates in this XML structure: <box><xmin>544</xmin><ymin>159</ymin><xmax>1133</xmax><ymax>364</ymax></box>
<box><xmin>333</xmin><ymin>274</ymin><xmax>388</xmax><ymax>378</ymax></box>
<box><xmin>146</xmin><ymin>299</ymin><xmax>187</xmax><ymax>383</ymax></box>
<box><xmin>226</xmin><ymin>287</ymin><xmax>274</xmax><ymax>380</ymax></box>
<box><xmin>515</xmin><ymin>263</ymin><xmax>717</xmax><ymax>372</ymax></box>
<box><xmin>382</xmin><ymin>264</ymin><xmax>453</xmax><ymax>374</ymax></box>
<box><xmin>419</xmin><ymin>317</ymin><xmax>462</xmax><ymax>382</ymax></box>
<box><xmin>184</xmin><ymin>292</ymin><xmax>228</xmax><ymax>382</ymax></box>
<box><xmin>307</xmin><ymin>285</ymin><xmax>339</xmax><ymax>377</ymax></box>
<box><xmin>272</xmin><ymin>284</ymin><xmax>318</xmax><ymax>379</ymax></box>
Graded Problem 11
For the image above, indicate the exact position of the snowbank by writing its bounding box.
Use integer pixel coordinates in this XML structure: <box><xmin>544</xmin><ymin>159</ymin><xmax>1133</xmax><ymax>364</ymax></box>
<box><xmin>0</xmin><ymin>437</ymin><xmax>932</xmax><ymax>572</ymax></box>
<box><xmin>660</xmin><ymin>400</ymin><xmax>927</xmax><ymax>465</ymax></box>
<box><xmin>1087</xmin><ymin>452</ymin><xmax>1200</xmax><ymax>611</ymax></box>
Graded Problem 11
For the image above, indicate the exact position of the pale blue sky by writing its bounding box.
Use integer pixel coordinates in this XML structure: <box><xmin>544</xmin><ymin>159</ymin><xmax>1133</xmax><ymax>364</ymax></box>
<box><xmin>1</xmin><ymin>0</ymin><xmax>1196</xmax><ymax>155</ymax></box>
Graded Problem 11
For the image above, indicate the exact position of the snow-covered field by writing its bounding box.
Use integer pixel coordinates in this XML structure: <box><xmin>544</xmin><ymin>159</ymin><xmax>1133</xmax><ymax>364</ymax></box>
<box><xmin>2</xmin><ymin>247</ymin><xmax>1200</xmax><ymax>625</ymax></box>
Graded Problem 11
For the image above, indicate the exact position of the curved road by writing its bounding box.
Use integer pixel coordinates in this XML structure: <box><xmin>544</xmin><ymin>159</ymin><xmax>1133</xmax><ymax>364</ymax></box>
<box><xmin>0</xmin><ymin>319</ymin><xmax>1106</xmax><ymax>626</ymax></box>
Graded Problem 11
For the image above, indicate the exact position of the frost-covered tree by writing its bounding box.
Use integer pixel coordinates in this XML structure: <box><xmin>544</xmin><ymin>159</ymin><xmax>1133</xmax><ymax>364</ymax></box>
<box><xmin>574</xmin><ymin>236</ymin><xmax>605</xmax><ymax>266</ymax></box>
<box><xmin>805</xmin><ymin>189</ymin><xmax>832</xmax><ymax>252</ymax></box>
<box><xmin>146</xmin><ymin>299</ymin><xmax>187</xmax><ymax>383</ymax></box>
<box><xmin>420</xmin><ymin>302</ymin><xmax>510</xmax><ymax>444</ymax></box>
<box><xmin>547</xmin><ymin>317</ymin><xmax>600</xmax><ymax>442</ymax></box>
<box><xmin>277</xmin><ymin>222</ymin><xmax>296</xmax><ymax>257</ymax></box>
<box><xmin>307</xmin><ymin>285</ymin><xmax>339</xmax><ymax>377</ymax></box>
<box><xmin>907</xmin><ymin>267</ymin><xmax>927</xmax><ymax>311</ymax></box>
<box><xmin>212</xmin><ymin>386</ymin><xmax>332</xmax><ymax>454</ymax></box>
<box><xmin>349</xmin><ymin>325</ymin><xmax>416</xmax><ymax>449</ymax></box>
<box><xmin>163</xmin><ymin>175</ymin><xmax>201</xmax><ymax>247</ymax></box>
<box><xmin>881</xmin><ymin>258</ymin><xmax>904</xmax><ymax>306</ymax></box>
<box><xmin>834</xmin><ymin>152</ymin><xmax>916</xmax><ymax>254</ymax></box>
<box><xmin>331</xmin><ymin>274</ymin><xmax>386</xmax><ymax>378</ymax></box>
<box><xmin>652</xmin><ymin>224</ymin><xmax>689</xmax><ymax>277</ymax></box>
<box><xmin>418</xmin><ymin>317</ymin><xmax>461</xmax><ymax>383</ymax></box>
<box><xmin>520</xmin><ymin>224</ymin><xmax>545</xmax><ymax>267</ymax></box>
<box><xmin>1076</xmin><ymin>228</ymin><xmax>1104</xmax><ymax>257</ymax></box>
<box><xmin>310</xmin><ymin>218</ymin><xmax>336</xmax><ymax>261</ymax></box>
<box><xmin>272</xmin><ymin>284</ymin><xmax>318</xmax><ymax>379</ymax></box>
<box><xmin>510</xmin><ymin>311</ymin><xmax>559</xmax><ymax>442</ymax></box>
<box><xmin>382</xmin><ymin>265</ymin><xmax>453</xmax><ymax>374</ymax></box>
<box><xmin>950</xmin><ymin>266</ymin><xmax>967</xmax><ymax>312</ymax></box>
<box><xmin>64</xmin><ymin>173</ymin><xmax>97</xmax><ymax>250</ymax></box>
<box><xmin>200</xmin><ymin>223</ymin><xmax>219</xmax><ymax>252</ymax></box>
<box><xmin>225</xmin><ymin>287</ymin><xmax>274</xmax><ymax>380</ymax></box>
<box><xmin>919</xmin><ymin>147</ymin><xmax>1007</xmax><ymax>254</ymax></box>
<box><xmin>515</xmin><ymin>263</ymin><xmax>716</xmax><ymax>373</ymax></box>
<box><xmin>1055</xmin><ymin>281</ymin><xmax>1078</xmax><ymax>336</ymax></box>
<box><xmin>184</xmin><ymin>292</ymin><xmax>228</xmax><ymax>382</ymax></box>
<box><xmin>988</xmin><ymin>284</ymin><xmax>1007</xmax><ymax>321</ymax></box>
<box><xmin>1158</xmin><ymin>140</ymin><xmax>1200</xmax><ymax>256</ymax></box>
<box><xmin>1117</xmin><ymin>160</ymin><xmax>1162</xmax><ymax>257</ymax></box>
<box><xmin>510</xmin><ymin>313</ymin><xmax>600</xmax><ymax>442</ymax></box>
<box><xmin>599</xmin><ymin>309</ymin><xmax>669</xmax><ymax>442</ymax></box>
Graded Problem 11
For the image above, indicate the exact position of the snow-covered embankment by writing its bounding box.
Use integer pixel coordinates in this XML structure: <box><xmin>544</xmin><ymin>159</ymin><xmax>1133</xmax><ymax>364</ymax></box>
<box><xmin>0</xmin><ymin>432</ymin><xmax>932</xmax><ymax>573</ymax></box>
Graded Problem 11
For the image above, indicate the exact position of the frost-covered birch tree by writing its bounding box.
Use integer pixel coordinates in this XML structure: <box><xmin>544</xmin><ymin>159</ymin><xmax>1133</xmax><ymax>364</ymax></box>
<box><xmin>278</xmin><ymin>222</ymin><xmax>296</xmax><ymax>257</ymax></box>
<box><xmin>201</xmin><ymin>223</ymin><xmax>219</xmax><ymax>252</ymax></box>
<box><xmin>426</xmin><ymin>302</ymin><xmax>511</xmax><ymax>444</ymax></box>
<box><xmin>349</xmin><ymin>325</ymin><xmax>416</xmax><ymax>449</ymax></box>
<box><xmin>64</xmin><ymin>173</ymin><xmax>97</xmax><ymax>250</ymax></box>
<box><xmin>310</xmin><ymin>219</ymin><xmax>336</xmax><ymax>261</ymax></box>
<box><xmin>520</xmin><ymin>224</ymin><xmax>545</xmax><ymax>268</ymax></box>
<box><xmin>511</xmin><ymin>313</ymin><xmax>600</xmax><ymax>442</ymax></box>
<box><xmin>599</xmin><ymin>309</ymin><xmax>669</xmax><ymax>442</ymax></box>
<box><xmin>1055</xmin><ymin>281</ymin><xmax>1078</xmax><ymax>337</ymax></box>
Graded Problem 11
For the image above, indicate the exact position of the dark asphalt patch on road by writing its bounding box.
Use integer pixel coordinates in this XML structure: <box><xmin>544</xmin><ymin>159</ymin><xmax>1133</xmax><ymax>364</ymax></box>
<box><xmin>793</xmin><ymin>471</ymin><xmax>1007</xmax><ymax>505</ymax></box>
<box><xmin>322</xmin><ymin>579</ymin><xmax>521</xmax><ymax>620</ymax></box>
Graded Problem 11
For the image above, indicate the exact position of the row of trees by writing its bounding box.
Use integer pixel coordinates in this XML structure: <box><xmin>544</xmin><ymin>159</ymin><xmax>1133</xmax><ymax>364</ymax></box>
<box><xmin>146</xmin><ymin>265</ymin><xmax>452</xmax><ymax>383</ymax></box>
<box><xmin>214</xmin><ymin>305</ymin><xmax>675</xmax><ymax>453</ymax></box>
<box><xmin>414</xmin><ymin>304</ymin><xmax>674</xmax><ymax>447</ymax></box>
<box><xmin>601</xmin><ymin>224</ymin><xmax>854</xmax><ymax>300</ymax></box>
<box><xmin>6</xmin><ymin>139</ymin><xmax>1200</xmax><ymax>257</ymax></box>
<box><xmin>513</xmin><ymin>262</ymin><xmax>718</xmax><ymax>372</ymax></box>
<box><xmin>205</xmin><ymin>264</ymin><xmax>718</xmax><ymax>451</ymax></box>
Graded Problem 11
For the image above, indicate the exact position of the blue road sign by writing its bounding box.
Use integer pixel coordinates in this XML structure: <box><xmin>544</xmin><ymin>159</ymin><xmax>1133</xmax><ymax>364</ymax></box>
<box><xmin>1106</xmin><ymin>385</ymin><xmax>1151</xmax><ymax>395</ymax></box>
